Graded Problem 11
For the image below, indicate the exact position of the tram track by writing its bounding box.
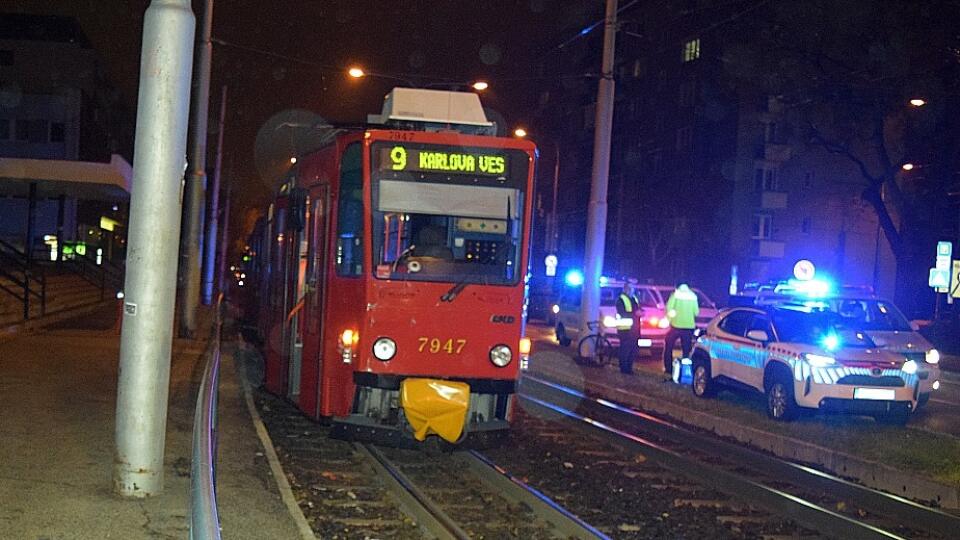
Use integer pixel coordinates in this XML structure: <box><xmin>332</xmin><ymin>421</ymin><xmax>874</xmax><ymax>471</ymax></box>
<box><xmin>519</xmin><ymin>374</ymin><xmax>959</xmax><ymax>540</ymax></box>
<box><xmin>358</xmin><ymin>443</ymin><xmax>605</xmax><ymax>540</ymax></box>
<box><xmin>253</xmin><ymin>387</ymin><xmax>604</xmax><ymax>539</ymax></box>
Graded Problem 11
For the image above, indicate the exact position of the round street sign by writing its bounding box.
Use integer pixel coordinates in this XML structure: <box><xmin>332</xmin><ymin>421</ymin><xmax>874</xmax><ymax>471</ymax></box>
<box><xmin>793</xmin><ymin>259</ymin><xmax>816</xmax><ymax>281</ymax></box>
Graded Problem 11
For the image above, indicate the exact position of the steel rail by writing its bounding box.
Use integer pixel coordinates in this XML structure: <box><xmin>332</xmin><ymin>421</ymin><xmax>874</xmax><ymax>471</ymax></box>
<box><xmin>520</xmin><ymin>380</ymin><xmax>906</xmax><ymax>540</ymax></box>
<box><xmin>523</xmin><ymin>374</ymin><xmax>960</xmax><ymax>538</ymax></box>
<box><xmin>189</xmin><ymin>296</ymin><xmax>224</xmax><ymax>540</ymax></box>
<box><xmin>459</xmin><ymin>451</ymin><xmax>609</xmax><ymax>539</ymax></box>
<box><xmin>357</xmin><ymin>443</ymin><xmax>468</xmax><ymax>540</ymax></box>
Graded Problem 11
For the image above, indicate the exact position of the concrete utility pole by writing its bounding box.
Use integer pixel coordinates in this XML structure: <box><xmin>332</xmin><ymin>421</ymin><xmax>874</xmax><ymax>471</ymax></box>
<box><xmin>179</xmin><ymin>0</ymin><xmax>213</xmax><ymax>336</ymax></box>
<box><xmin>114</xmin><ymin>0</ymin><xmax>195</xmax><ymax>497</ymax></box>
<box><xmin>202</xmin><ymin>85</ymin><xmax>227</xmax><ymax>305</ymax></box>
<box><xmin>217</xmin><ymin>184</ymin><xmax>231</xmax><ymax>296</ymax></box>
<box><xmin>580</xmin><ymin>0</ymin><xmax>618</xmax><ymax>355</ymax></box>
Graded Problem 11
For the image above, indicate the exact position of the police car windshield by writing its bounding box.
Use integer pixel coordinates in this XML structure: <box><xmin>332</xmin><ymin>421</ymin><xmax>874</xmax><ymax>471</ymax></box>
<box><xmin>771</xmin><ymin>308</ymin><xmax>876</xmax><ymax>348</ymax></box>
<box><xmin>830</xmin><ymin>299</ymin><xmax>913</xmax><ymax>332</ymax></box>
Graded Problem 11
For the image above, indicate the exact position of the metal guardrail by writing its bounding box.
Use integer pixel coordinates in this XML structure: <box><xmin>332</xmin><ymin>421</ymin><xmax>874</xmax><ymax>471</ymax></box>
<box><xmin>190</xmin><ymin>295</ymin><xmax>224</xmax><ymax>540</ymax></box>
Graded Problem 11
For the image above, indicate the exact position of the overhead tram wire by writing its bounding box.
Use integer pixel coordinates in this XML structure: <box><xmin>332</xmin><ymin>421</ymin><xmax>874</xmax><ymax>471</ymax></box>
<box><xmin>210</xmin><ymin>37</ymin><xmax>463</xmax><ymax>85</ymax></box>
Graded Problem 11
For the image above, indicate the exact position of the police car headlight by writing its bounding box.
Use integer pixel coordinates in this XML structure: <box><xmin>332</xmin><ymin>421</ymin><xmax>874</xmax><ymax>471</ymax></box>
<box><xmin>902</xmin><ymin>359</ymin><xmax>918</xmax><ymax>375</ymax></box>
<box><xmin>926</xmin><ymin>349</ymin><xmax>940</xmax><ymax>364</ymax></box>
<box><xmin>803</xmin><ymin>353</ymin><xmax>836</xmax><ymax>367</ymax></box>
<box><xmin>372</xmin><ymin>337</ymin><xmax>397</xmax><ymax>361</ymax></box>
<box><xmin>489</xmin><ymin>344</ymin><xmax>512</xmax><ymax>367</ymax></box>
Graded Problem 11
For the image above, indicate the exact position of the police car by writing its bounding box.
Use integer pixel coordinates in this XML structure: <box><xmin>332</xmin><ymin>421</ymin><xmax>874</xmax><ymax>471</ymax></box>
<box><xmin>690</xmin><ymin>304</ymin><xmax>936</xmax><ymax>424</ymax></box>
<box><xmin>751</xmin><ymin>286</ymin><xmax>941</xmax><ymax>409</ymax></box>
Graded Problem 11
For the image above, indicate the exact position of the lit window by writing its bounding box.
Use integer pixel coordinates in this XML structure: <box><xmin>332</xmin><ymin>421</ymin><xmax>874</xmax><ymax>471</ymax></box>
<box><xmin>683</xmin><ymin>38</ymin><xmax>700</xmax><ymax>62</ymax></box>
<box><xmin>752</xmin><ymin>214</ymin><xmax>772</xmax><ymax>240</ymax></box>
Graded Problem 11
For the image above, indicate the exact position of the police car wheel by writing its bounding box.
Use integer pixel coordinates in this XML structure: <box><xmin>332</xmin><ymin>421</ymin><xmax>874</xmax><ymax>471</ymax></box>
<box><xmin>692</xmin><ymin>362</ymin><xmax>715</xmax><ymax>398</ymax></box>
<box><xmin>766</xmin><ymin>376</ymin><xmax>798</xmax><ymax>421</ymax></box>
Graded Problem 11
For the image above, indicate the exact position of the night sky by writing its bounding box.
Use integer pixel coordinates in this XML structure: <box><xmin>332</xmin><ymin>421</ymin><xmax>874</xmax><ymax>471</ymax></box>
<box><xmin>8</xmin><ymin>0</ymin><xmax>597</xmax><ymax>236</ymax></box>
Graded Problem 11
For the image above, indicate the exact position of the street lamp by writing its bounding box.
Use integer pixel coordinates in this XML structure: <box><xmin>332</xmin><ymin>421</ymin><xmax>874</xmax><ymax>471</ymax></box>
<box><xmin>290</xmin><ymin>156</ymin><xmax>297</xmax><ymax>164</ymax></box>
<box><xmin>513</xmin><ymin>127</ymin><xmax>527</xmax><ymax>138</ymax></box>
<box><xmin>901</xmin><ymin>162</ymin><xmax>914</xmax><ymax>171</ymax></box>
<box><xmin>909</xmin><ymin>98</ymin><xmax>926</xmax><ymax>107</ymax></box>
<box><xmin>347</xmin><ymin>66</ymin><xmax>489</xmax><ymax>92</ymax></box>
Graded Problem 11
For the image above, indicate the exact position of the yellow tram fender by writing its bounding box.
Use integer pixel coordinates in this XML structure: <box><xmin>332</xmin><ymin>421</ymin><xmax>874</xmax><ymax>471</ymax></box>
<box><xmin>400</xmin><ymin>378</ymin><xmax>470</xmax><ymax>443</ymax></box>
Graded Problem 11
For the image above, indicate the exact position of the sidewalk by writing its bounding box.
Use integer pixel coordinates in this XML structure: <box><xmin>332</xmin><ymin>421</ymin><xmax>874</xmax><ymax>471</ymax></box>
<box><xmin>0</xmin><ymin>303</ymin><xmax>303</xmax><ymax>539</ymax></box>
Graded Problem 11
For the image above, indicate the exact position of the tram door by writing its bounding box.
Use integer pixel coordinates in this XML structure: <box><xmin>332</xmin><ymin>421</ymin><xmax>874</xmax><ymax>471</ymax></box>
<box><xmin>284</xmin><ymin>190</ymin><xmax>309</xmax><ymax>400</ymax></box>
<box><xmin>301</xmin><ymin>186</ymin><xmax>330</xmax><ymax>416</ymax></box>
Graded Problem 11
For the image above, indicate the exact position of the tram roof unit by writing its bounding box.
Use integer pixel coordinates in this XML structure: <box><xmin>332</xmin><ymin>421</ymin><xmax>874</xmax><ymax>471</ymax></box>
<box><xmin>367</xmin><ymin>87</ymin><xmax>497</xmax><ymax>135</ymax></box>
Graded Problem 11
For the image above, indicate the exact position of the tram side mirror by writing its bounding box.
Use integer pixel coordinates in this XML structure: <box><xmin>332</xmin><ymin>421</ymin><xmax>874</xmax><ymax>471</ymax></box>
<box><xmin>287</xmin><ymin>187</ymin><xmax>308</xmax><ymax>231</ymax></box>
<box><xmin>746</xmin><ymin>329</ymin><xmax>769</xmax><ymax>343</ymax></box>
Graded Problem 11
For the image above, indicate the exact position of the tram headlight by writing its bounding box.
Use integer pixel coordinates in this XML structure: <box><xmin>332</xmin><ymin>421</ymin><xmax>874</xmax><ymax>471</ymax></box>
<box><xmin>926</xmin><ymin>348</ymin><xmax>940</xmax><ymax>364</ymax></box>
<box><xmin>373</xmin><ymin>337</ymin><xmax>397</xmax><ymax>361</ymax></box>
<box><xmin>489</xmin><ymin>344</ymin><xmax>512</xmax><ymax>367</ymax></box>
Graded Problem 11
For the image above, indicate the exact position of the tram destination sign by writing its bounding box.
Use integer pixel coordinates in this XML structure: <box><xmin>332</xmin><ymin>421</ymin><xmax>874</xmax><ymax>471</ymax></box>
<box><xmin>378</xmin><ymin>145</ymin><xmax>508</xmax><ymax>177</ymax></box>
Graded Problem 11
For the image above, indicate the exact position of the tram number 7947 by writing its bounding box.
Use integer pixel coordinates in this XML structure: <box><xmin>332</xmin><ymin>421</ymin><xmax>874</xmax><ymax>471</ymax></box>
<box><xmin>418</xmin><ymin>337</ymin><xmax>468</xmax><ymax>354</ymax></box>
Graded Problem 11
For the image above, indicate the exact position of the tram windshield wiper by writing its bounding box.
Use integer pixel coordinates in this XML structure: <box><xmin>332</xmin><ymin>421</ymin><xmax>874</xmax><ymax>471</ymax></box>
<box><xmin>440</xmin><ymin>280</ymin><xmax>469</xmax><ymax>302</ymax></box>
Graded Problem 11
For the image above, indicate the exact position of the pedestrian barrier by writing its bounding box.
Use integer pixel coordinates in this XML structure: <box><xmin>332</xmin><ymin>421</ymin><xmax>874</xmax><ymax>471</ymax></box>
<box><xmin>190</xmin><ymin>294</ymin><xmax>223</xmax><ymax>540</ymax></box>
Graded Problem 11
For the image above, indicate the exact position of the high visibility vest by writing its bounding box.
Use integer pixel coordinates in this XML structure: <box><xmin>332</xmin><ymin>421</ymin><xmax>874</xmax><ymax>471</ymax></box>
<box><xmin>619</xmin><ymin>293</ymin><xmax>634</xmax><ymax>313</ymax></box>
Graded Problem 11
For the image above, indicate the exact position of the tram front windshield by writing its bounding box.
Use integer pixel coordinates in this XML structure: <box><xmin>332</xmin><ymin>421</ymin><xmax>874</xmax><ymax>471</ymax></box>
<box><xmin>370</xmin><ymin>142</ymin><xmax>528</xmax><ymax>286</ymax></box>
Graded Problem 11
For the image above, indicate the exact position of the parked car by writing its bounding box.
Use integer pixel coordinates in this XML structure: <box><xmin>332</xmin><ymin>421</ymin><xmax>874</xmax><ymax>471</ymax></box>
<box><xmin>690</xmin><ymin>304</ymin><xmax>938</xmax><ymax>424</ymax></box>
<box><xmin>553</xmin><ymin>279</ymin><xmax>718</xmax><ymax>352</ymax></box>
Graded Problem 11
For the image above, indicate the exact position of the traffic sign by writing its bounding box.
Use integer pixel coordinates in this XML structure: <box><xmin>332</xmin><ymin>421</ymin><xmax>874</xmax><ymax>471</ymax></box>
<box><xmin>793</xmin><ymin>259</ymin><xmax>815</xmax><ymax>281</ymax></box>
<box><xmin>929</xmin><ymin>267</ymin><xmax>950</xmax><ymax>288</ymax></box>
<box><xmin>936</xmin><ymin>241</ymin><xmax>952</xmax><ymax>270</ymax></box>
<box><xmin>952</xmin><ymin>260</ymin><xmax>960</xmax><ymax>298</ymax></box>
<box><xmin>544</xmin><ymin>254</ymin><xmax>558</xmax><ymax>277</ymax></box>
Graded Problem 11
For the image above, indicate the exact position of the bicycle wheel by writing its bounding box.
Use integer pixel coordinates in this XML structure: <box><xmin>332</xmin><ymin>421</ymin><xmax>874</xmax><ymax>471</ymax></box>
<box><xmin>596</xmin><ymin>335</ymin><xmax>614</xmax><ymax>367</ymax></box>
<box><xmin>578</xmin><ymin>334</ymin><xmax>607</xmax><ymax>366</ymax></box>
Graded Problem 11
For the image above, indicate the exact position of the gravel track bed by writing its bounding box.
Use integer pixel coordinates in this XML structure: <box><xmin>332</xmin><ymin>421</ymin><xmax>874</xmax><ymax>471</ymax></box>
<box><xmin>526</xmin><ymin>379</ymin><xmax>941</xmax><ymax>539</ymax></box>
<box><xmin>375</xmin><ymin>446</ymin><xmax>559</xmax><ymax>539</ymax></box>
<box><xmin>254</xmin><ymin>390</ymin><xmax>424</xmax><ymax>540</ymax></box>
<box><xmin>485</xmin><ymin>409</ymin><xmax>810</xmax><ymax>539</ymax></box>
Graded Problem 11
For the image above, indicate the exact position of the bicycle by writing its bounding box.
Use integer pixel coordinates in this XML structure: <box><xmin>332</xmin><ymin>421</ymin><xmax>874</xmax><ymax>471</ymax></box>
<box><xmin>577</xmin><ymin>321</ymin><xmax>615</xmax><ymax>367</ymax></box>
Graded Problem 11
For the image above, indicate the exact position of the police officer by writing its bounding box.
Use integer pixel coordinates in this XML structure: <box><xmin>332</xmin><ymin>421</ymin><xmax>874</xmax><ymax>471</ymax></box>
<box><xmin>663</xmin><ymin>281</ymin><xmax>700</xmax><ymax>374</ymax></box>
<box><xmin>616</xmin><ymin>282</ymin><xmax>641</xmax><ymax>375</ymax></box>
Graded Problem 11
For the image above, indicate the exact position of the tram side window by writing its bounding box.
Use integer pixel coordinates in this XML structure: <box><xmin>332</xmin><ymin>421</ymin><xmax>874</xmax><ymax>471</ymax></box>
<box><xmin>336</xmin><ymin>143</ymin><xmax>363</xmax><ymax>277</ymax></box>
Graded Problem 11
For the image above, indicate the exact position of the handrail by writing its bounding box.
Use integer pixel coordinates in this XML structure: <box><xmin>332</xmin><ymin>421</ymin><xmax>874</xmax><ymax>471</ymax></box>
<box><xmin>190</xmin><ymin>293</ymin><xmax>224</xmax><ymax>540</ymax></box>
<box><xmin>0</xmin><ymin>240</ymin><xmax>46</xmax><ymax>319</ymax></box>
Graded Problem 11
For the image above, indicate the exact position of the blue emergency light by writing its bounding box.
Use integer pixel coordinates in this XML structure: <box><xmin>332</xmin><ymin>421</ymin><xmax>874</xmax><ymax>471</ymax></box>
<box><xmin>564</xmin><ymin>269</ymin><xmax>585</xmax><ymax>287</ymax></box>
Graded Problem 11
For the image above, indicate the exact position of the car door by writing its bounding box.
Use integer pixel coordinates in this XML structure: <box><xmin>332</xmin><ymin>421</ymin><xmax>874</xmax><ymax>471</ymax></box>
<box><xmin>712</xmin><ymin>310</ymin><xmax>754</xmax><ymax>379</ymax></box>
<box><xmin>741</xmin><ymin>313</ymin><xmax>774</xmax><ymax>390</ymax></box>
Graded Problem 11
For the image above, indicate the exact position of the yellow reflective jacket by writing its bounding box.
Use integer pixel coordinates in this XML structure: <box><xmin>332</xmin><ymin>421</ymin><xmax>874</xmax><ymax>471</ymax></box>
<box><xmin>666</xmin><ymin>286</ymin><xmax>699</xmax><ymax>329</ymax></box>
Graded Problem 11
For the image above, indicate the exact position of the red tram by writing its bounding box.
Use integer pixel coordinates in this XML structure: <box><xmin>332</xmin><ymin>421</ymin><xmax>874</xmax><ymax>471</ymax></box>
<box><xmin>248</xmin><ymin>88</ymin><xmax>536</xmax><ymax>446</ymax></box>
